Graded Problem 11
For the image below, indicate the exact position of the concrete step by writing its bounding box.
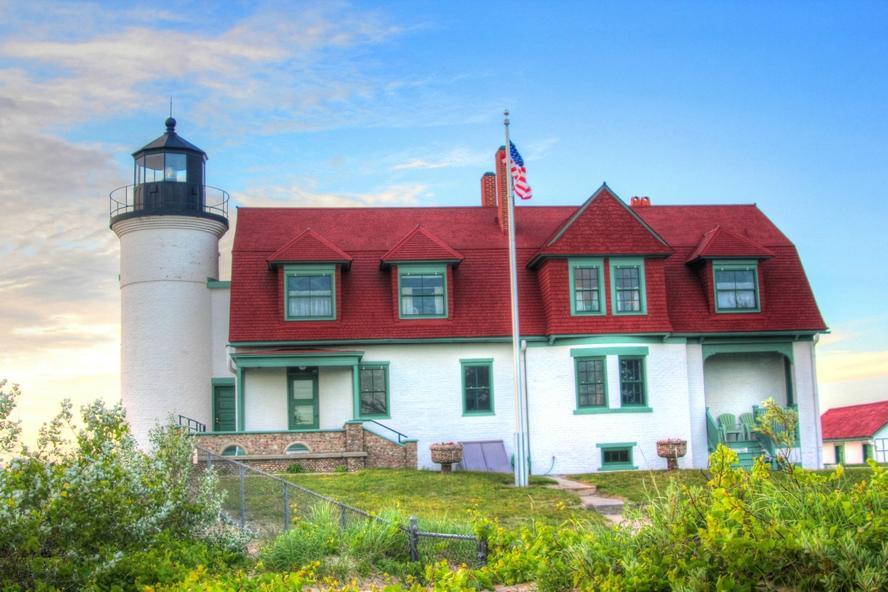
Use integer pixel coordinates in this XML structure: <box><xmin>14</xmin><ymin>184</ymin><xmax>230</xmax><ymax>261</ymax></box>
<box><xmin>549</xmin><ymin>476</ymin><xmax>598</xmax><ymax>495</ymax></box>
<box><xmin>580</xmin><ymin>494</ymin><xmax>625</xmax><ymax>515</ymax></box>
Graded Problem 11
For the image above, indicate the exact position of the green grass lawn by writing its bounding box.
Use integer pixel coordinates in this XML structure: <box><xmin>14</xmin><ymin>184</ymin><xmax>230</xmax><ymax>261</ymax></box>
<box><xmin>572</xmin><ymin>469</ymin><xmax>711</xmax><ymax>503</ymax></box>
<box><xmin>285</xmin><ymin>469</ymin><xmax>595</xmax><ymax>528</ymax></box>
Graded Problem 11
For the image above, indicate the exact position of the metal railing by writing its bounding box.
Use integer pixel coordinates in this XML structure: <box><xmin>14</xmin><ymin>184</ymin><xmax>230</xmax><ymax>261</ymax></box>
<box><xmin>109</xmin><ymin>184</ymin><xmax>229</xmax><ymax>221</ymax></box>
<box><xmin>178</xmin><ymin>415</ymin><xmax>206</xmax><ymax>433</ymax></box>
<box><xmin>357</xmin><ymin>419</ymin><xmax>411</xmax><ymax>444</ymax></box>
<box><xmin>194</xmin><ymin>447</ymin><xmax>486</xmax><ymax>566</ymax></box>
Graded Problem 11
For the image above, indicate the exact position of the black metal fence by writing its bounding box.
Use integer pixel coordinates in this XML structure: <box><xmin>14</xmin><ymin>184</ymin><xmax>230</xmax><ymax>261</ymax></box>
<box><xmin>194</xmin><ymin>447</ymin><xmax>487</xmax><ymax>567</ymax></box>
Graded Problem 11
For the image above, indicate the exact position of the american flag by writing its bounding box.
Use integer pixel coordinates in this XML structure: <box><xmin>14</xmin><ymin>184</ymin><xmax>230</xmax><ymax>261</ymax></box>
<box><xmin>506</xmin><ymin>141</ymin><xmax>533</xmax><ymax>200</ymax></box>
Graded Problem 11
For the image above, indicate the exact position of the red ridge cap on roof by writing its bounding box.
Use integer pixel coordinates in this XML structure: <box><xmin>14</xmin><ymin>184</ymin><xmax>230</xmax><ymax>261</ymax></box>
<box><xmin>267</xmin><ymin>228</ymin><xmax>353</xmax><ymax>268</ymax></box>
<box><xmin>380</xmin><ymin>224</ymin><xmax>465</xmax><ymax>267</ymax></box>
<box><xmin>686</xmin><ymin>225</ymin><xmax>776</xmax><ymax>263</ymax></box>
<box><xmin>821</xmin><ymin>400</ymin><xmax>888</xmax><ymax>440</ymax></box>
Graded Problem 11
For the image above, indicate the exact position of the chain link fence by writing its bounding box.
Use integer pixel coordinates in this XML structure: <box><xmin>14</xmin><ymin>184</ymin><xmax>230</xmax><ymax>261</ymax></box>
<box><xmin>194</xmin><ymin>447</ymin><xmax>488</xmax><ymax>566</ymax></box>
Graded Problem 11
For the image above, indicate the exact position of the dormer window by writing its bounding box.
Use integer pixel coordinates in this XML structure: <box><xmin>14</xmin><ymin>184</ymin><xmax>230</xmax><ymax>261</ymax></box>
<box><xmin>610</xmin><ymin>257</ymin><xmax>646</xmax><ymax>315</ymax></box>
<box><xmin>714</xmin><ymin>260</ymin><xmax>760</xmax><ymax>312</ymax></box>
<box><xmin>569</xmin><ymin>258</ymin><xmax>605</xmax><ymax>316</ymax></box>
<box><xmin>398</xmin><ymin>264</ymin><xmax>447</xmax><ymax>318</ymax></box>
<box><xmin>284</xmin><ymin>265</ymin><xmax>336</xmax><ymax>320</ymax></box>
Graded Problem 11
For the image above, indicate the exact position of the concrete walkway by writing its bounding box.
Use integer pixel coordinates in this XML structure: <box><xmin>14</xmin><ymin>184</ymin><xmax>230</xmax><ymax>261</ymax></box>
<box><xmin>549</xmin><ymin>476</ymin><xmax>626</xmax><ymax>523</ymax></box>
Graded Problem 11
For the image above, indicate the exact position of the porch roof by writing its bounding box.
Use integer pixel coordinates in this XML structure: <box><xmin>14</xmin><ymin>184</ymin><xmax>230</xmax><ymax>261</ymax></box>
<box><xmin>231</xmin><ymin>348</ymin><xmax>364</xmax><ymax>368</ymax></box>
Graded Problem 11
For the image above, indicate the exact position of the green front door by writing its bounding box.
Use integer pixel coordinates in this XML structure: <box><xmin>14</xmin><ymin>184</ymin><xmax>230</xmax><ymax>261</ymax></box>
<box><xmin>835</xmin><ymin>444</ymin><xmax>844</xmax><ymax>465</ymax></box>
<box><xmin>288</xmin><ymin>370</ymin><xmax>319</xmax><ymax>430</ymax></box>
<box><xmin>213</xmin><ymin>385</ymin><xmax>236</xmax><ymax>432</ymax></box>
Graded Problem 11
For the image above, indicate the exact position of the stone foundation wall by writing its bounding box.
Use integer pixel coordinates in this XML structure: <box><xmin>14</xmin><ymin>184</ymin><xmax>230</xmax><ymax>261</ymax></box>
<box><xmin>193</xmin><ymin>423</ymin><xmax>417</xmax><ymax>473</ymax></box>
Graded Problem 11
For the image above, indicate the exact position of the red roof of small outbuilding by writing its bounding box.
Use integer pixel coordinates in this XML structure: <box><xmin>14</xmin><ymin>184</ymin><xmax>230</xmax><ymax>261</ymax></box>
<box><xmin>821</xmin><ymin>401</ymin><xmax>888</xmax><ymax>440</ymax></box>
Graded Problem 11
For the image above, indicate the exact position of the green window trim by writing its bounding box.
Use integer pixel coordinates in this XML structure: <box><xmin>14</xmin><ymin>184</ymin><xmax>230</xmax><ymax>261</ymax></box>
<box><xmin>574</xmin><ymin>356</ymin><xmax>608</xmax><ymax>409</ymax></box>
<box><xmin>713</xmin><ymin>260</ymin><xmax>761</xmax><ymax>313</ymax></box>
<box><xmin>569</xmin><ymin>257</ymin><xmax>605</xmax><ymax>316</ymax></box>
<box><xmin>596</xmin><ymin>442</ymin><xmax>637</xmax><ymax>471</ymax></box>
<box><xmin>574</xmin><ymin>406</ymin><xmax>652</xmax><ymax>415</ymax></box>
<box><xmin>609</xmin><ymin>257</ymin><xmax>647</xmax><ymax>315</ymax></box>
<box><xmin>398</xmin><ymin>264</ymin><xmax>448</xmax><ymax>319</ymax></box>
<box><xmin>461</xmin><ymin>358</ymin><xmax>494</xmax><ymax>416</ymax></box>
<box><xmin>358</xmin><ymin>362</ymin><xmax>390</xmax><ymax>419</ymax></box>
<box><xmin>221</xmin><ymin>445</ymin><xmax>247</xmax><ymax>457</ymax></box>
<box><xmin>618</xmin><ymin>356</ymin><xmax>647</xmax><ymax>407</ymax></box>
<box><xmin>284</xmin><ymin>264</ymin><xmax>336</xmax><ymax>321</ymax></box>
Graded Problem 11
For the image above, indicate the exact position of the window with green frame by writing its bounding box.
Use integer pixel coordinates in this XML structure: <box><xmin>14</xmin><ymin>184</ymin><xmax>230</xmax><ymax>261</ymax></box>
<box><xmin>610</xmin><ymin>258</ymin><xmax>646</xmax><ymax>314</ymax></box>
<box><xmin>714</xmin><ymin>260</ymin><xmax>760</xmax><ymax>312</ymax></box>
<box><xmin>284</xmin><ymin>265</ymin><xmax>335</xmax><ymax>320</ymax></box>
<box><xmin>398</xmin><ymin>264</ymin><xmax>447</xmax><ymax>318</ymax></box>
<box><xmin>358</xmin><ymin>363</ymin><xmax>389</xmax><ymax>418</ymax></box>
<box><xmin>597</xmin><ymin>442</ymin><xmax>637</xmax><ymax>471</ymax></box>
<box><xmin>461</xmin><ymin>359</ymin><xmax>493</xmax><ymax>415</ymax></box>
<box><xmin>575</xmin><ymin>357</ymin><xmax>607</xmax><ymax>408</ymax></box>
<box><xmin>619</xmin><ymin>356</ymin><xmax>646</xmax><ymax>406</ymax></box>
<box><xmin>569</xmin><ymin>258</ymin><xmax>604</xmax><ymax>315</ymax></box>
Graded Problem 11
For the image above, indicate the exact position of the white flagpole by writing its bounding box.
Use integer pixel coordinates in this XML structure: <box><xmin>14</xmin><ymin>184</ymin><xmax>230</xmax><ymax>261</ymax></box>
<box><xmin>504</xmin><ymin>110</ymin><xmax>529</xmax><ymax>487</ymax></box>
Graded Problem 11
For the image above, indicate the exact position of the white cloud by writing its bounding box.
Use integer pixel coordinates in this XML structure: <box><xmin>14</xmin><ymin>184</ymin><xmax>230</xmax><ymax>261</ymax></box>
<box><xmin>392</xmin><ymin>148</ymin><xmax>488</xmax><ymax>171</ymax></box>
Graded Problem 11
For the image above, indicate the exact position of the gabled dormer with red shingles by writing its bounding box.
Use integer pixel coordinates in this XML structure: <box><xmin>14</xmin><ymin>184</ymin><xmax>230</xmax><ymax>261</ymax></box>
<box><xmin>266</xmin><ymin>228</ymin><xmax>353</xmax><ymax>324</ymax></box>
<box><xmin>685</xmin><ymin>225</ymin><xmax>776</xmax><ymax>316</ymax></box>
<box><xmin>381</xmin><ymin>225</ymin><xmax>464</xmax><ymax>323</ymax></box>
<box><xmin>380</xmin><ymin>225</ymin><xmax>464</xmax><ymax>269</ymax></box>
<box><xmin>528</xmin><ymin>184</ymin><xmax>675</xmax><ymax>336</ymax></box>
<box><xmin>686</xmin><ymin>225</ymin><xmax>776</xmax><ymax>263</ymax></box>
<box><xmin>266</xmin><ymin>228</ymin><xmax>353</xmax><ymax>269</ymax></box>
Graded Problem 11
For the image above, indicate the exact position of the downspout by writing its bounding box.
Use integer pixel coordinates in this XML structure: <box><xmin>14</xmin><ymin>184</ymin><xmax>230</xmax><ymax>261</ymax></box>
<box><xmin>521</xmin><ymin>339</ymin><xmax>532</xmax><ymax>474</ymax></box>
<box><xmin>810</xmin><ymin>334</ymin><xmax>823</xmax><ymax>468</ymax></box>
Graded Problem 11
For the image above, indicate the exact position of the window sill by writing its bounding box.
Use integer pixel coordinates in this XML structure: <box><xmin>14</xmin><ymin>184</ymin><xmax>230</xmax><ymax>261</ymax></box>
<box><xmin>599</xmin><ymin>464</ymin><xmax>638</xmax><ymax>472</ymax></box>
<box><xmin>574</xmin><ymin>407</ymin><xmax>653</xmax><ymax>415</ymax></box>
<box><xmin>357</xmin><ymin>414</ymin><xmax>391</xmax><ymax>420</ymax></box>
<box><xmin>462</xmin><ymin>411</ymin><xmax>495</xmax><ymax>417</ymax></box>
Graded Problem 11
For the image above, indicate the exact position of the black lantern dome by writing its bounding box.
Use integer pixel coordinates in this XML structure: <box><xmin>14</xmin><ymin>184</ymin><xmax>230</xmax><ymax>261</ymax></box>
<box><xmin>109</xmin><ymin>118</ymin><xmax>228</xmax><ymax>226</ymax></box>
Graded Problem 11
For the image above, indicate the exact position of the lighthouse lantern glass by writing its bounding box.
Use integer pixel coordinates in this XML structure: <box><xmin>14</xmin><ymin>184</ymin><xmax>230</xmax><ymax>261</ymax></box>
<box><xmin>164</xmin><ymin>153</ymin><xmax>187</xmax><ymax>182</ymax></box>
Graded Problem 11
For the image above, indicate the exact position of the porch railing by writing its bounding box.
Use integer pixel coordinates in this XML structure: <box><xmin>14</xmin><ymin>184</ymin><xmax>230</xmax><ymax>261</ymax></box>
<box><xmin>705</xmin><ymin>408</ymin><xmax>720</xmax><ymax>453</ymax></box>
<box><xmin>177</xmin><ymin>415</ymin><xmax>206</xmax><ymax>434</ymax></box>
<box><xmin>355</xmin><ymin>419</ymin><xmax>411</xmax><ymax>444</ymax></box>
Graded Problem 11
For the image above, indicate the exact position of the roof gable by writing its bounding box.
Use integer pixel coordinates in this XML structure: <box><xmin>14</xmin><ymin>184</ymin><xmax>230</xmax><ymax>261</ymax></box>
<box><xmin>380</xmin><ymin>225</ymin><xmax>464</xmax><ymax>268</ymax></box>
<box><xmin>821</xmin><ymin>400</ymin><xmax>888</xmax><ymax>440</ymax></box>
<box><xmin>266</xmin><ymin>228</ymin><xmax>353</xmax><ymax>268</ymax></box>
<box><xmin>530</xmin><ymin>184</ymin><xmax>672</xmax><ymax>266</ymax></box>
<box><xmin>686</xmin><ymin>225</ymin><xmax>776</xmax><ymax>263</ymax></box>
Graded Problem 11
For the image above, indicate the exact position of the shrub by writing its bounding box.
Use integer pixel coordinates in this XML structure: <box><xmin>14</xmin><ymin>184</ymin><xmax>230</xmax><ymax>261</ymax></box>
<box><xmin>482</xmin><ymin>446</ymin><xmax>888</xmax><ymax>591</ymax></box>
<box><xmin>286</xmin><ymin>462</ymin><xmax>306</xmax><ymax>474</ymax></box>
<box><xmin>0</xmin><ymin>382</ymin><xmax>244</xmax><ymax>590</ymax></box>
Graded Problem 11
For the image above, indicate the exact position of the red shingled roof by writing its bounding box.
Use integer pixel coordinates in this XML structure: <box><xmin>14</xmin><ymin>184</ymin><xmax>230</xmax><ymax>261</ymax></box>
<box><xmin>266</xmin><ymin>228</ymin><xmax>352</xmax><ymax>268</ymax></box>
<box><xmin>821</xmin><ymin>401</ymin><xmax>888</xmax><ymax>440</ymax></box>
<box><xmin>229</xmin><ymin>196</ymin><xmax>826</xmax><ymax>343</ymax></box>
<box><xmin>686</xmin><ymin>225</ymin><xmax>776</xmax><ymax>262</ymax></box>
<box><xmin>381</xmin><ymin>225</ymin><xmax>464</xmax><ymax>267</ymax></box>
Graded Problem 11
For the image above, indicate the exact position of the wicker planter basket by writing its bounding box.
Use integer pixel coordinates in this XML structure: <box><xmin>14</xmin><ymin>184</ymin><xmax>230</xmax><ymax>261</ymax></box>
<box><xmin>656</xmin><ymin>438</ymin><xmax>687</xmax><ymax>470</ymax></box>
<box><xmin>430</xmin><ymin>442</ymin><xmax>463</xmax><ymax>473</ymax></box>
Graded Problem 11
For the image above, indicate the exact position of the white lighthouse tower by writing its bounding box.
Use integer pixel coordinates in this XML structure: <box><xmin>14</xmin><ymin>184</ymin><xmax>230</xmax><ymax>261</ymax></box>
<box><xmin>110</xmin><ymin>118</ymin><xmax>229</xmax><ymax>445</ymax></box>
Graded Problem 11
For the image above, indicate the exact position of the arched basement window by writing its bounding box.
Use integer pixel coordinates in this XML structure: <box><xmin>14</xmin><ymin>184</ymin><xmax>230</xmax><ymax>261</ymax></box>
<box><xmin>285</xmin><ymin>442</ymin><xmax>310</xmax><ymax>454</ymax></box>
<box><xmin>221</xmin><ymin>445</ymin><xmax>246</xmax><ymax>457</ymax></box>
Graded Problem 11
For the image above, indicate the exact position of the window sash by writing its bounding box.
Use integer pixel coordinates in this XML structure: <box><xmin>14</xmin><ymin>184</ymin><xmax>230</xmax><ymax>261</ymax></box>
<box><xmin>614</xmin><ymin>266</ymin><xmax>642</xmax><ymax>312</ymax></box>
<box><xmin>715</xmin><ymin>266</ymin><xmax>759</xmax><ymax>311</ymax></box>
<box><xmin>619</xmin><ymin>357</ymin><xmax>645</xmax><ymax>406</ymax></box>
<box><xmin>573</xmin><ymin>266</ymin><xmax>601</xmax><ymax>313</ymax></box>
<box><xmin>463</xmin><ymin>363</ymin><xmax>492</xmax><ymax>413</ymax></box>
<box><xmin>399</xmin><ymin>272</ymin><xmax>446</xmax><ymax>317</ymax></box>
<box><xmin>576</xmin><ymin>358</ymin><xmax>606</xmax><ymax>408</ymax></box>
<box><xmin>359</xmin><ymin>366</ymin><xmax>388</xmax><ymax>417</ymax></box>
<box><xmin>286</xmin><ymin>270</ymin><xmax>334</xmax><ymax>319</ymax></box>
<box><xmin>602</xmin><ymin>447</ymin><xmax>631</xmax><ymax>465</ymax></box>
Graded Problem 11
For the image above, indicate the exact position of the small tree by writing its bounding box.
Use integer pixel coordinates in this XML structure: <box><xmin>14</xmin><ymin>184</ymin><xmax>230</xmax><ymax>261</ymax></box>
<box><xmin>755</xmin><ymin>397</ymin><xmax>799</xmax><ymax>471</ymax></box>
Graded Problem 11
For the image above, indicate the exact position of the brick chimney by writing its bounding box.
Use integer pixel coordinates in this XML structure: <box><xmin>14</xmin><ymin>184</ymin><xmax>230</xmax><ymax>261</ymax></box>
<box><xmin>495</xmin><ymin>146</ymin><xmax>509</xmax><ymax>233</ymax></box>
<box><xmin>630</xmin><ymin>196</ymin><xmax>651</xmax><ymax>207</ymax></box>
<box><xmin>480</xmin><ymin>172</ymin><xmax>496</xmax><ymax>207</ymax></box>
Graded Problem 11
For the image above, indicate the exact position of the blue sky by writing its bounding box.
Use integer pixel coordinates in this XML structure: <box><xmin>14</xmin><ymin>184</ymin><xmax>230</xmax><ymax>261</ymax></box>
<box><xmin>1</xmin><ymin>0</ymin><xmax>886</xmax><ymax>433</ymax></box>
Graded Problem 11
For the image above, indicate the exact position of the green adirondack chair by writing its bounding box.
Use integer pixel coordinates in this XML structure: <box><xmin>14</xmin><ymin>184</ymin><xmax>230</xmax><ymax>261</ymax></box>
<box><xmin>717</xmin><ymin>413</ymin><xmax>744</xmax><ymax>442</ymax></box>
<box><xmin>739</xmin><ymin>412</ymin><xmax>756</xmax><ymax>440</ymax></box>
